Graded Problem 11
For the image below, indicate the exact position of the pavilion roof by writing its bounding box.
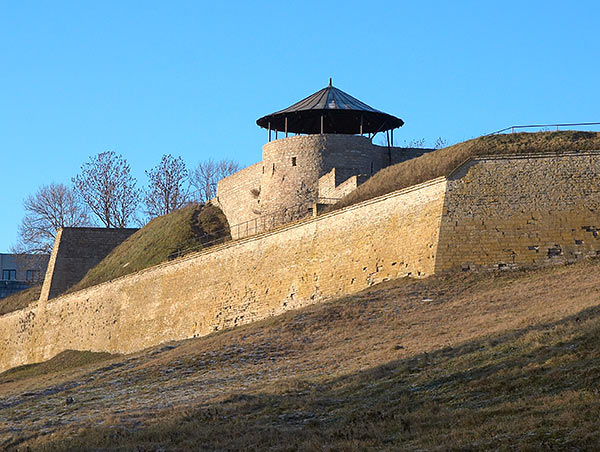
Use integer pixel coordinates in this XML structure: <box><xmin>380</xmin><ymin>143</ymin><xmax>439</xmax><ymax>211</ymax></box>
<box><xmin>256</xmin><ymin>80</ymin><xmax>404</xmax><ymax>135</ymax></box>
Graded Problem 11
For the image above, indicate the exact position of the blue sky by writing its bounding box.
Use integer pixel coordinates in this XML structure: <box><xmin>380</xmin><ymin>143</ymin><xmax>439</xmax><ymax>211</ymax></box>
<box><xmin>1</xmin><ymin>1</ymin><xmax>599</xmax><ymax>252</ymax></box>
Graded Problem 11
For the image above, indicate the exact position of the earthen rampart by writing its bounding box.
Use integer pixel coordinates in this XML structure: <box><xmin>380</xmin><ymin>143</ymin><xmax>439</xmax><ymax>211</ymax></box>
<box><xmin>3</xmin><ymin>151</ymin><xmax>600</xmax><ymax>373</ymax></box>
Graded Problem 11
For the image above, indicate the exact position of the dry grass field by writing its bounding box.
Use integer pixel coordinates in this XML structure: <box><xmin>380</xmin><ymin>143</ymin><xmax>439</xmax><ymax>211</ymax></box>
<box><xmin>2</xmin><ymin>259</ymin><xmax>600</xmax><ymax>451</ymax></box>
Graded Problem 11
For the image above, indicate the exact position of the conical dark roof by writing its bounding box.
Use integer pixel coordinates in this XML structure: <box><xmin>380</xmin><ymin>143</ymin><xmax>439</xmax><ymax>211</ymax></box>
<box><xmin>256</xmin><ymin>80</ymin><xmax>404</xmax><ymax>135</ymax></box>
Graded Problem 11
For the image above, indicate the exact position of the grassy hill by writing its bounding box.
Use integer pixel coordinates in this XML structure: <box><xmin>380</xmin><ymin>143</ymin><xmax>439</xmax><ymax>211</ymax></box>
<box><xmin>2</xmin><ymin>258</ymin><xmax>600</xmax><ymax>450</ymax></box>
<box><xmin>333</xmin><ymin>131</ymin><xmax>600</xmax><ymax>210</ymax></box>
<box><xmin>68</xmin><ymin>203</ymin><xmax>230</xmax><ymax>293</ymax></box>
<box><xmin>0</xmin><ymin>285</ymin><xmax>41</xmax><ymax>316</ymax></box>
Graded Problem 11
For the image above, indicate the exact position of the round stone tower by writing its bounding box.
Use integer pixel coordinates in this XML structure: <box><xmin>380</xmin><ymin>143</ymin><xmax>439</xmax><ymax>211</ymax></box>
<box><xmin>255</xmin><ymin>80</ymin><xmax>405</xmax><ymax>215</ymax></box>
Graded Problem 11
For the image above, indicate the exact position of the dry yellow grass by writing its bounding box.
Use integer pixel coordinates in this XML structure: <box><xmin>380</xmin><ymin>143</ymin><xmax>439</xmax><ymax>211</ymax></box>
<box><xmin>333</xmin><ymin>131</ymin><xmax>600</xmax><ymax>210</ymax></box>
<box><xmin>0</xmin><ymin>285</ymin><xmax>41</xmax><ymax>316</ymax></box>
<box><xmin>2</xmin><ymin>260</ymin><xmax>600</xmax><ymax>450</ymax></box>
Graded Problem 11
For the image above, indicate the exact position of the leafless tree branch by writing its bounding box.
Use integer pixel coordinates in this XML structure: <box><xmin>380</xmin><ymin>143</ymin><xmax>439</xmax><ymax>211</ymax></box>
<box><xmin>72</xmin><ymin>151</ymin><xmax>140</xmax><ymax>228</ymax></box>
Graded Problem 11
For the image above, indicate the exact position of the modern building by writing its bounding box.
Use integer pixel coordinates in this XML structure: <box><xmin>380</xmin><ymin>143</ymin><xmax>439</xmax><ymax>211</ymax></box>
<box><xmin>0</xmin><ymin>253</ymin><xmax>49</xmax><ymax>299</ymax></box>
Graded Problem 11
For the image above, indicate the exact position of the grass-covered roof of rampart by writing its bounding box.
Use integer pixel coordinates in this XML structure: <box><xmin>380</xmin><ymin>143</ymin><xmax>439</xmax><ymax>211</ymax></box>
<box><xmin>0</xmin><ymin>285</ymin><xmax>41</xmax><ymax>316</ymax></box>
<box><xmin>332</xmin><ymin>131</ymin><xmax>600</xmax><ymax>210</ymax></box>
<box><xmin>68</xmin><ymin>203</ymin><xmax>230</xmax><ymax>293</ymax></box>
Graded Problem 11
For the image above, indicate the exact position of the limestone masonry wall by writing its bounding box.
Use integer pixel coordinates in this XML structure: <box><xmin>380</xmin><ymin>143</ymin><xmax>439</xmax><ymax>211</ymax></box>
<box><xmin>215</xmin><ymin>162</ymin><xmax>262</xmax><ymax>228</ymax></box>
<box><xmin>217</xmin><ymin>134</ymin><xmax>431</xmax><ymax>228</ymax></box>
<box><xmin>0</xmin><ymin>178</ymin><xmax>447</xmax><ymax>372</ymax></box>
<box><xmin>3</xmin><ymin>151</ymin><xmax>600</xmax><ymax>373</ymax></box>
<box><xmin>39</xmin><ymin>227</ymin><xmax>138</xmax><ymax>302</ymax></box>
<box><xmin>435</xmin><ymin>151</ymin><xmax>600</xmax><ymax>271</ymax></box>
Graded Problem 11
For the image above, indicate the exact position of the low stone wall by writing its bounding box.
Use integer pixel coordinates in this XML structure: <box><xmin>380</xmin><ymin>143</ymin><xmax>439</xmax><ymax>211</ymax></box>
<box><xmin>0</xmin><ymin>178</ymin><xmax>447</xmax><ymax>372</ymax></box>
<box><xmin>435</xmin><ymin>151</ymin><xmax>600</xmax><ymax>271</ymax></box>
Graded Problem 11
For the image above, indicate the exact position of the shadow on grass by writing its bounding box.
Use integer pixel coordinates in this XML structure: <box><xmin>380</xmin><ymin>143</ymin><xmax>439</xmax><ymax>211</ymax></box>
<box><xmin>24</xmin><ymin>305</ymin><xmax>600</xmax><ymax>451</ymax></box>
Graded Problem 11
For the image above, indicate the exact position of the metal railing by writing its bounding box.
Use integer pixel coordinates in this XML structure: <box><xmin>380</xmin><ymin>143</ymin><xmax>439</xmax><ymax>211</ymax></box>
<box><xmin>168</xmin><ymin>196</ymin><xmax>340</xmax><ymax>259</ymax></box>
<box><xmin>488</xmin><ymin>122</ymin><xmax>600</xmax><ymax>135</ymax></box>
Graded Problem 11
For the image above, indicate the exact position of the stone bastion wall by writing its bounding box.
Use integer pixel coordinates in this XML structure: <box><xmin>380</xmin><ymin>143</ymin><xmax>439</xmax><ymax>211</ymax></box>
<box><xmin>216</xmin><ymin>134</ymin><xmax>430</xmax><ymax>228</ymax></box>
<box><xmin>0</xmin><ymin>177</ymin><xmax>447</xmax><ymax>372</ymax></box>
<box><xmin>1</xmin><ymin>150</ymin><xmax>600</xmax><ymax>372</ymax></box>
<box><xmin>436</xmin><ymin>151</ymin><xmax>600</xmax><ymax>271</ymax></box>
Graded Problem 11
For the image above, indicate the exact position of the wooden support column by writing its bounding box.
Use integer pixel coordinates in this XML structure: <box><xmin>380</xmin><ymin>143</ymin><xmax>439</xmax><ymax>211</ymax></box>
<box><xmin>268</xmin><ymin>122</ymin><xmax>271</xmax><ymax>142</ymax></box>
<box><xmin>360</xmin><ymin>114</ymin><xmax>363</xmax><ymax>135</ymax></box>
<box><xmin>320</xmin><ymin>115</ymin><xmax>324</xmax><ymax>134</ymax></box>
<box><xmin>285</xmin><ymin>117</ymin><xmax>288</xmax><ymax>137</ymax></box>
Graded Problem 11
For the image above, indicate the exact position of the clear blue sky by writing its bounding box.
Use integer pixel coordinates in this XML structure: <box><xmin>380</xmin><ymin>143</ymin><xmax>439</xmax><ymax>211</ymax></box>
<box><xmin>2</xmin><ymin>1</ymin><xmax>599</xmax><ymax>252</ymax></box>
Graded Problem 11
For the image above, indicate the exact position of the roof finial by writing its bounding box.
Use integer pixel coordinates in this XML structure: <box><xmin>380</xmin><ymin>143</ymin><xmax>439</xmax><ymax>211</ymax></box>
<box><xmin>328</xmin><ymin>77</ymin><xmax>332</xmax><ymax>87</ymax></box>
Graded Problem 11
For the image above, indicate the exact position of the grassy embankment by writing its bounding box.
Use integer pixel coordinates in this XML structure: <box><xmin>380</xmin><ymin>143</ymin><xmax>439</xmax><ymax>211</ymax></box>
<box><xmin>0</xmin><ymin>285</ymin><xmax>41</xmax><ymax>316</ymax></box>
<box><xmin>332</xmin><ymin>131</ymin><xmax>600</xmax><ymax>210</ymax></box>
<box><xmin>0</xmin><ymin>204</ymin><xmax>229</xmax><ymax>314</ymax></box>
<box><xmin>69</xmin><ymin>203</ymin><xmax>230</xmax><ymax>292</ymax></box>
<box><xmin>2</xmin><ymin>258</ymin><xmax>600</xmax><ymax>450</ymax></box>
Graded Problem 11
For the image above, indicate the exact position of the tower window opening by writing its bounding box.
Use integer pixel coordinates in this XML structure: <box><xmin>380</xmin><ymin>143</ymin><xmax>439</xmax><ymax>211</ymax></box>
<box><xmin>291</xmin><ymin>157</ymin><xmax>297</xmax><ymax>166</ymax></box>
<box><xmin>272</xmin><ymin>163</ymin><xmax>275</xmax><ymax>174</ymax></box>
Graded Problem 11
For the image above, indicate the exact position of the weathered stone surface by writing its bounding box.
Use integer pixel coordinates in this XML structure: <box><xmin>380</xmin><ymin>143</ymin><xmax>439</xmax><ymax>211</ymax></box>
<box><xmin>0</xmin><ymin>177</ymin><xmax>446</xmax><ymax>372</ymax></box>
<box><xmin>436</xmin><ymin>152</ymin><xmax>600</xmax><ymax>272</ymax></box>
<box><xmin>216</xmin><ymin>134</ymin><xmax>430</xmax><ymax>233</ymax></box>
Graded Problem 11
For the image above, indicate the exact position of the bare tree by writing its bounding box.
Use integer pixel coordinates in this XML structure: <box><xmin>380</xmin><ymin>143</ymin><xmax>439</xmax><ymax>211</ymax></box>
<box><xmin>190</xmin><ymin>158</ymin><xmax>240</xmax><ymax>203</ymax></box>
<box><xmin>73</xmin><ymin>151</ymin><xmax>140</xmax><ymax>228</ymax></box>
<box><xmin>144</xmin><ymin>154</ymin><xmax>190</xmax><ymax>218</ymax></box>
<box><xmin>405</xmin><ymin>138</ymin><xmax>426</xmax><ymax>148</ymax></box>
<box><xmin>433</xmin><ymin>137</ymin><xmax>448</xmax><ymax>149</ymax></box>
<box><xmin>12</xmin><ymin>183</ymin><xmax>90</xmax><ymax>254</ymax></box>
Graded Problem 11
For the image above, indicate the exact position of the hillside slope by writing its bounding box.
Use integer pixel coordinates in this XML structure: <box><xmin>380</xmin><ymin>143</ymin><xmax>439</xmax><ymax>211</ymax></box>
<box><xmin>2</xmin><ymin>259</ymin><xmax>600</xmax><ymax>450</ymax></box>
<box><xmin>333</xmin><ymin>130</ymin><xmax>600</xmax><ymax>210</ymax></box>
<box><xmin>68</xmin><ymin>203</ymin><xmax>230</xmax><ymax>293</ymax></box>
<box><xmin>0</xmin><ymin>285</ymin><xmax>41</xmax><ymax>316</ymax></box>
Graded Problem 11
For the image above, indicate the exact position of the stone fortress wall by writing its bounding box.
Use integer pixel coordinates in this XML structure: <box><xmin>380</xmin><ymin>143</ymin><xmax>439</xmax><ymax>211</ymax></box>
<box><xmin>215</xmin><ymin>162</ymin><xmax>262</xmax><ymax>229</ymax></box>
<box><xmin>0</xmin><ymin>177</ymin><xmax>447</xmax><ymax>372</ymax></box>
<box><xmin>39</xmin><ymin>227</ymin><xmax>138</xmax><ymax>302</ymax></box>
<box><xmin>435</xmin><ymin>151</ymin><xmax>600</xmax><ymax>271</ymax></box>
<box><xmin>216</xmin><ymin>134</ymin><xmax>430</xmax><ymax>232</ymax></box>
<box><xmin>2</xmin><ymin>150</ymin><xmax>600</xmax><ymax>372</ymax></box>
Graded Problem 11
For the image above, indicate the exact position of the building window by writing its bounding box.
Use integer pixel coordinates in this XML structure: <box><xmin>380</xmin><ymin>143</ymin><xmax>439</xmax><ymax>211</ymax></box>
<box><xmin>272</xmin><ymin>163</ymin><xmax>275</xmax><ymax>174</ymax></box>
<box><xmin>26</xmin><ymin>270</ymin><xmax>38</xmax><ymax>281</ymax></box>
<box><xmin>291</xmin><ymin>157</ymin><xmax>297</xmax><ymax>166</ymax></box>
<box><xmin>2</xmin><ymin>269</ymin><xmax>16</xmax><ymax>281</ymax></box>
